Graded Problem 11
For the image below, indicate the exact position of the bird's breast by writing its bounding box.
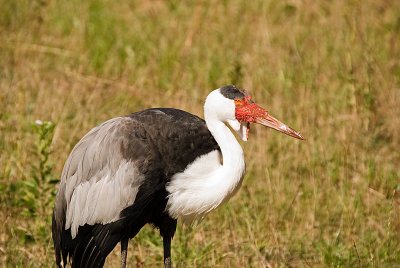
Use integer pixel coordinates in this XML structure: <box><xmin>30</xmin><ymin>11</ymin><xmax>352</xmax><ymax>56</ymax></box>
<box><xmin>165</xmin><ymin>149</ymin><xmax>244</xmax><ymax>223</ymax></box>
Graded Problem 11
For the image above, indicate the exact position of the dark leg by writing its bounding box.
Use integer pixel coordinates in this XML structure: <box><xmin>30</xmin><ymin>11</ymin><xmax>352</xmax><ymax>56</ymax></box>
<box><xmin>155</xmin><ymin>214</ymin><xmax>177</xmax><ymax>268</ymax></box>
<box><xmin>121</xmin><ymin>238</ymin><xmax>129</xmax><ymax>268</ymax></box>
<box><xmin>163</xmin><ymin>235</ymin><xmax>172</xmax><ymax>268</ymax></box>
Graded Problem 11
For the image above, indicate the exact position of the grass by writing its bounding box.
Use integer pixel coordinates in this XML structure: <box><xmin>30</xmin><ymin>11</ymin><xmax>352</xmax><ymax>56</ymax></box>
<box><xmin>1</xmin><ymin>0</ymin><xmax>399</xmax><ymax>267</ymax></box>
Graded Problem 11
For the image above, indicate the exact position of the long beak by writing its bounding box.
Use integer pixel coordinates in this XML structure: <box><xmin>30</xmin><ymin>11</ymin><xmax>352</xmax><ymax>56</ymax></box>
<box><xmin>255</xmin><ymin>112</ymin><xmax>304</xmax><ymax>140</ymax></box>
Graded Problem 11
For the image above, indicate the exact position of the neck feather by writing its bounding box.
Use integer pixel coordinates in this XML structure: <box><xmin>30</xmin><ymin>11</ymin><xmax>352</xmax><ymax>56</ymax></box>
<box><xmin>198</xmin><ymin>117</ymin><xmax>246</xmax><ymax>205</ymax></box>
<box><xmin>205</xmin><ymin>118</ymin><xmax>245</xmax><ymax>175</ymax></box>
<box><xmin>165</xmin><ymin>114</ymin><xmax>246</xmax><ymax>223</ymax></box>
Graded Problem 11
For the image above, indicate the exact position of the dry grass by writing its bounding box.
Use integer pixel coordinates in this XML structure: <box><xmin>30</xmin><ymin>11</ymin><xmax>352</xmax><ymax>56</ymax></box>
<box><xmin>1</xmin><ymin>0</ymin><xmax>399</xmax><ymax>267</ymax></box>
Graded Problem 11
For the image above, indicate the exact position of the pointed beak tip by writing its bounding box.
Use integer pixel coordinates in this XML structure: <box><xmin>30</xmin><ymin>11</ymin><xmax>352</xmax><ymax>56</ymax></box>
<box><xmin>288</xmin><ymin>131</ymin><xmax>305</xmax><ymax>141</ymax></box>
<box><xmin>278</xmin><ymin>124</ymin><xmax>304</xmax><ymax>141</ymax></box>
<box><xmin>251</xmin><ymin>108</ymin><xmax>304</xmax><ymax>141</ymax></box>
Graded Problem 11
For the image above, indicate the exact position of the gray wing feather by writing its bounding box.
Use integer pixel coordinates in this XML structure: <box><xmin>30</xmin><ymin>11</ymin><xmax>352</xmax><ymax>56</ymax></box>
<box><xmin>54</xmin><ymin>117</ymin><xmax>146</xmax><ymax>239</ymax></box>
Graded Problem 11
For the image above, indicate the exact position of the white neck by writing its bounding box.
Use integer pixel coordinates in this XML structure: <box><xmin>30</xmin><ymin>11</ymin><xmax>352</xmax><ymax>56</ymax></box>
<box><xmin>202</xmin><ymin>89</ymin><xmax>246</xmax><ymax>188</ymax></box>
<box><xmin>166</xmin><ymin>89</ymin><xmax>246</xmax><ymax>223</ymax></box>
<box><xmin>204</xmin><ymin>117</ymin><xmax>245</xmax><ymax>183</ymax></box>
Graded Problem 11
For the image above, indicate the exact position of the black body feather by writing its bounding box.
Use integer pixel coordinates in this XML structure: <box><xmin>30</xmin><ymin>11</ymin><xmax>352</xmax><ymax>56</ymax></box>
<box><xmin>52</xmin><ymin>108</ymin><xmax>220</xmax><ymax>267</ymax></box>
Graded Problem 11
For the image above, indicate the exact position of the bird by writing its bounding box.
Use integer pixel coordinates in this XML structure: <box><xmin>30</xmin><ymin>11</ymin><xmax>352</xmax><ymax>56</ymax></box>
<box><xmin>52</xmin><ymin>85</ymin><xmax>304</xmax><ymax>268</ymax></box>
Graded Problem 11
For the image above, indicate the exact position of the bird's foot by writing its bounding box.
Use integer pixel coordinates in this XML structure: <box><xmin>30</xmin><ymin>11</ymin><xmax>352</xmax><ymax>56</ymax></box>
<box><xmin>164</xmin><ymin>257</ymin><xmax>171</xmax><ymax>268</ymax></box>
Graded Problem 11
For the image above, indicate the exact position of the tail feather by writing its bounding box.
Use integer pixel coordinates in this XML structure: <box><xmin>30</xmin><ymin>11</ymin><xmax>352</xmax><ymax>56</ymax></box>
<box><xmin>70</xmin><ymin>223</ymin><xmax>122</xmax><ymax>268</ymax></box>
<box><xmin>52</xmin><ymin>212</ymin><xmax>63</xmax><ymax>268</ymax></box>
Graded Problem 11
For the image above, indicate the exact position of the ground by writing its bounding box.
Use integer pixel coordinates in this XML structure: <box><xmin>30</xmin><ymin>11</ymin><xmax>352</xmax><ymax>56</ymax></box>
<box><xmin>0</xmin><ymin>0</ymin><xmax>399</xmax><ymax>267</ymax></box>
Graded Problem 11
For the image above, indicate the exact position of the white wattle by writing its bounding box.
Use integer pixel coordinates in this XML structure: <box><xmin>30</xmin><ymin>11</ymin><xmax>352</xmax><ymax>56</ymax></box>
<box><xmin>166</xmin><ymin>90</ymin><xmax>246</xmax><ymax>223</ymax></box>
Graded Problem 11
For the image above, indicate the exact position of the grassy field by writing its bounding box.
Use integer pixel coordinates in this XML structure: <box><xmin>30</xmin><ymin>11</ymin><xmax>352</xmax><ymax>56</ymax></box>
<box><xmin>1</xmin><ymin>0</ymin><xmax>400</xmax><ymax>267</ymax></box>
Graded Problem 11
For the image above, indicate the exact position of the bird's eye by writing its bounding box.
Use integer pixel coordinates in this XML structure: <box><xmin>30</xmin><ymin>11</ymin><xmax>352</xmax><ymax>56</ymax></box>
<box><xmin>234</xmin><ymin>99</ymin><xmax>243</xmax><ymax>106</ymax></box>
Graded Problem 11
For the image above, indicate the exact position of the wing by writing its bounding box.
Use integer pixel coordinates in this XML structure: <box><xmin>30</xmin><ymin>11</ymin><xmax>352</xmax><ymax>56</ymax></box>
<box><xmin>52</xmin><ymin>117</ymin><xmax>157</xmax><ymax>266</ymax></box>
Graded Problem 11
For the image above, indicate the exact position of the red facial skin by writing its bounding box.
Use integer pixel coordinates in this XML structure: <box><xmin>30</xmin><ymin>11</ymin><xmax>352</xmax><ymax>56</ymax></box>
<box><xmin>235</xmin><ymin>96</ymin><xmax>268</xmax><ymax>123</ymax></box>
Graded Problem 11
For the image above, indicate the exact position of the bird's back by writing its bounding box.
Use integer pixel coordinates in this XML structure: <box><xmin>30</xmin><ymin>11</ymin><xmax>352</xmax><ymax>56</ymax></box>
<box><xmin>128</xmin><ymin>108</ymin><xmax>220</xmax><ymax>176</ymax></box>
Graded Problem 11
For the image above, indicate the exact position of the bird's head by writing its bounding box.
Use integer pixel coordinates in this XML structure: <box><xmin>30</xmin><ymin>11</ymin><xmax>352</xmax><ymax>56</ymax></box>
<box><xmin>204</xmin><ymin>85</ymin><xmax>304</xmax><ymax>141</ymax></box>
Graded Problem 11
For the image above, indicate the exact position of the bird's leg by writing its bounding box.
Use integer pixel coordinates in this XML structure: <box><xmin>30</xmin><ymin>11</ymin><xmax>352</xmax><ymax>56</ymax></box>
<box><xmin>163</xmin><ymin>235</ymin><xmax>172</xmax><ymax>268</ymax></box>
<box><xmin>121</xmin><ymin>238</ymin><xmax>129</xmax><ymax>268</ymax></box>
<box><xmin>157</xmin><ymin>214</ymin><xmax>177</xmax><ymax>268</ymax></box>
